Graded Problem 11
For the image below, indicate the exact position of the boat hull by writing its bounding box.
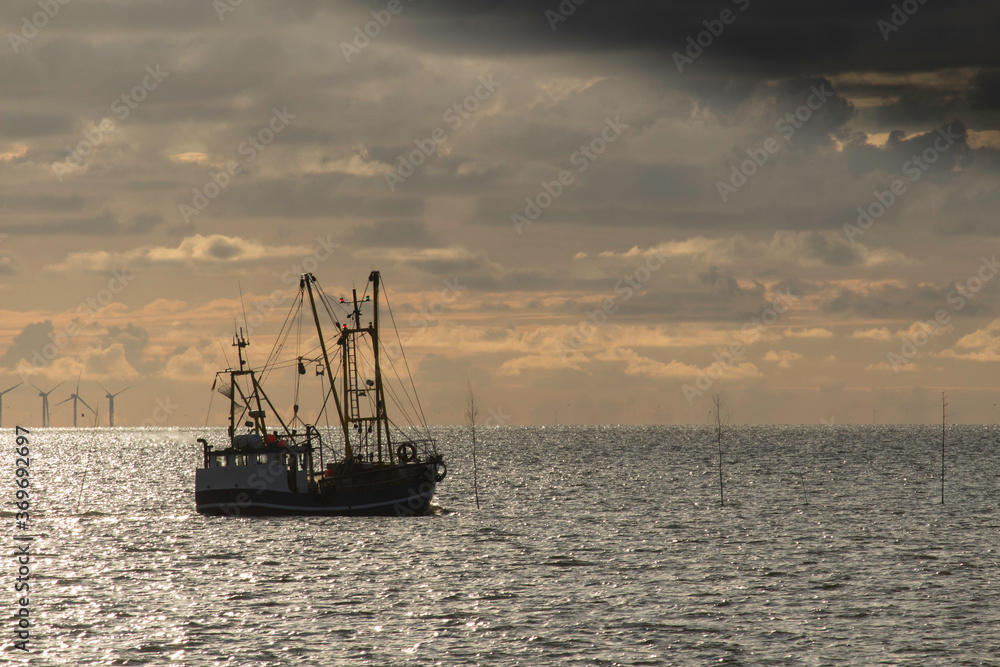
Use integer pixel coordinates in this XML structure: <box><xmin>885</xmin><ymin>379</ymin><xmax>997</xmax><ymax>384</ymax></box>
<box><xmin>195</xmin><ymin>463</ymin><xmax>438</xmax><ymax>517</ymax></box>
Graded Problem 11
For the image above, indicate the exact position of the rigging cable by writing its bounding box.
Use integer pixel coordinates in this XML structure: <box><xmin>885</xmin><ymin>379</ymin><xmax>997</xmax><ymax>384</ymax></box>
<box><xmin>259</xmin><ymin>290</ymin><xmax>301</xmax><ymax>385</ymax></box>
<box><xmin>358</xmin><ymin>343</ymin><xmax>419</xmax><ymax>434</ymax></box>
<box><xmin>381</xmin><ymin>278</ymin><xmax>430</xmax><ymax>429</ymax></box>
<box><xmin>203</xmin><ymin>373</ymin><xmax>218</xmax><ymax>428</ymax></box>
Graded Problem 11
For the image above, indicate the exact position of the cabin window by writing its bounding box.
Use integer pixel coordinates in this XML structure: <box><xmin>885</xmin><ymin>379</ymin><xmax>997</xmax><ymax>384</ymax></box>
<box><xmin>214</xmin><ymin>455</ymin><xmax>226</xmax><ymax>467</ymax></box>
<box><xmin>257</xmin><ymin>454</ymin><xmax>269</xmax><ymax>465</ymax></box>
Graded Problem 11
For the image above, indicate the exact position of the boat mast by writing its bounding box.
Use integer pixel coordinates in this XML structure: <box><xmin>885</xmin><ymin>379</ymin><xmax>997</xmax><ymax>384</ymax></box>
<box><xmin>303</xmin><ymin>273</ymin><xmax>353</xmax><ymax>459</ymax></box>
<box><xmin>369</xmin><ymin>271</ymin><xmax>392</xmax><ymax>461</ymax></box>
<box><xmin>344</xmin><ymin>287</ymin><xmax>361</xmax><ymax>454</ymax></box>
<box><xmin>229</xmin><ymin>329</ymin><xmax>248</xmax><ymax>440</ymax></box>
<box><xmin>229</xmin><ymin>328</ymin><xmax>272</xmax><ymax>438</ymax></box>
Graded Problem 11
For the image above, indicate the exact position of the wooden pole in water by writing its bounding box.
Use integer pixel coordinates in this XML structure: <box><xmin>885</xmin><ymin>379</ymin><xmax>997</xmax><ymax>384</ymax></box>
<box><xmin>712</xmin><ymin>393</ymin><xmax>727</xmax><ymax>507</ymax></box>
<box><xmin>466</xmin><ymin>380</ymin><xmax>481</xmax><ymax>509</ymax></box>
<box><xmin>941</xmin><ymin>392</ymin><xmax>946</xmax><ymax>505</ymax></box>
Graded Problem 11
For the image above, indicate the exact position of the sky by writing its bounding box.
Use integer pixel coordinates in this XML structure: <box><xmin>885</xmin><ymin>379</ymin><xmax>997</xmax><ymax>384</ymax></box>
<box><xmin>1</xmin><ymin>0</ymin><xmax>999</xmax><ymax>427</ymax></box>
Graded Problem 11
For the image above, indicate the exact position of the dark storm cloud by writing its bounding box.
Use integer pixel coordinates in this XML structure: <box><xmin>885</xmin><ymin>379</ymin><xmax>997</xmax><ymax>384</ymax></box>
<box><xmin>843</xmin><ymin>120</ymin><xmax>971</xmax><ymax>178</ymax></box>
<box><xmin>402</xmin><ymin>1</ymin><xmax>1000</xmax><ymax>77</ymax></box>
<box><xmin>759</xmin><ymin>77</ymin><xmax>856</xmax><ymax>152</ymax></box>
<box><xmin>820</xmin><ymin>279</ymin><xmax>996</xmax><ymax>320</ymax></box>
<box><xmin>0</xmin><ymin>320</ymin><xmax>53</xmax><ymax>368</ymax></box>
<box><xmin>698</xmin><ymin>265</ymin><xmax>743</xmax><ymax>296</ymax></box>
<box><xmin>866</xmin><ymin>97</ymin><xmax>958</xmax><ymax>130</ymax></box>
<box><xmin>395</xmin><ymin>1</ymin><xmax>1000</xmax><ymax>136</ymax></box>
<box><xmin>971</xmin><ymin>69</ymin><xmax>1000</xmax><ymax>110</ymax></box>
<box><xmin>794</xmin><ymin>231</ymin><xmax>866</xmax><ymax>266</ymax></box>
<box><xmin>618</xmin><ymin>280</ymin><xmax>771</xmax><ymax>324</ymax></box>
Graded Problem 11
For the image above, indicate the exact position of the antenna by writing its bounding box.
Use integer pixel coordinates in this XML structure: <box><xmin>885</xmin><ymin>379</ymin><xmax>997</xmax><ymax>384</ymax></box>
<box><xmin>238</xmin><ymin>281</ymin><xmax>251</xmax><ymax>334</ymax></box>
<box><xmin>234</xmin><ymin>284</ymin><xmax>251</xmax><ymax>372</ymax></box>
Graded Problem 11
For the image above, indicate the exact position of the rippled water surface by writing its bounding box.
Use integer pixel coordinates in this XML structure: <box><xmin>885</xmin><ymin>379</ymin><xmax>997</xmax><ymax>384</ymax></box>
<box><xmin>5</xmin><ymin>425</ymin><xmax>1000</xmax><ymax>665</ymax></box>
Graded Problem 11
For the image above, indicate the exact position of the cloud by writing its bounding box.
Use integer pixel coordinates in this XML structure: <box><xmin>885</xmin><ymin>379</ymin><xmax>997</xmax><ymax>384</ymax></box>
<box><xmin>850</xmin><ymin>327</ymin><xmax>894</xmax><ymax>342</ymax></box>
<box><xmin>497</xmin><ymin>353</ymin><xmax>578</xmax><ymax>376</ymax></box>
<box><xmin>47</xmin><ymin>234</ymin><xmax>315</xmax><ymax>272</ymax></box>
<box><xmin>784</xmin><ymin>328</ymin><xmax>833</xmax><ymax>339</ymax></box>
<box><xmin>0</xmin><ymin>321</ymin><xmax>54</xmax><ymax>368</ymax></box>
<box><xmin>940</xmin><ymin>318</ymin><xmax>1000</xmax><ymax>361</ymax></box>
<box><xmin>102</xmin><ymin>324</ymin><xmax>150</xmax><ymax>371</ymax></box>
<box><xmin>638</xmin><ymin>231</ymin><xmax>909</xmax><ymax>268</ymax></box>
<box><xmin>597</xmin><ymin>346</ymin><xmax>760</xmax><ymax>380</ymax></box>
<box><xmin>0</xmin><ymin>1</ymin><xmax>997</xmax><ymax>426</ymax></box>
<box><xmin>81</xmin><ymin>344</ymin><xmax>139</xmax><ymax>380</ymax></box>
<box><xmin>0</xmin><ymin>253</ymin><xmax>17</xmax><ymax>275</ymax></box>
<box><xmin>406</xmin><ymin>2</ymin><xmax>1000</xmax><ymax>85</ymax></box>
<box><xmin>357</xmin><ymin>244</ymin><xmax>503</xmax><ymax>276</ymax></box>
<box><xmin>763</xmin><ymin>349</ymin><xmax>802</xmax><ymax>369</ymax></box>
<box><xmin>867</xmin><ymin>361</ymin><xmax>916</xmax><ymax>372</ymax></box>
<box><xmin>844</xmin><ymin>120</ymin><xmax>972</xmax><ymax>179</ymax></box>
<box><xmin>161</xmin><ymin>346</ymin><xmax>216</xmax><ymax>381</ymax></box>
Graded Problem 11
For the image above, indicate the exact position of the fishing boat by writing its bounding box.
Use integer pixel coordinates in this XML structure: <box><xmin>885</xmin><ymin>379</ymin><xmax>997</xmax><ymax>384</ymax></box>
<box><xmin>195</xmin><ymin>270</ymin><xmax>446</xmax><ymax>516</ymax></box>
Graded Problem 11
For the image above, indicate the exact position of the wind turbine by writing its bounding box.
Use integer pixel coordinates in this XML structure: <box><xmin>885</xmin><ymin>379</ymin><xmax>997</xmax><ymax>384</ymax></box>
<box><xmin>57</xmin><ymin>374</ymin><xmax>96</xmax><ymax>427</ymax></box>
<box><xmin>30</xmin><ymin>381</ymin><xmax>64</xmax><ymax>428</ymax></box>
<box><xmin>99</xmin><ymin>383</ymin><xmax>131</xmax><ymax>427</ymax></box>
<box><xmin>0</xmin><ymin>382</ymin><xmax>22</xmax><ymax>428</ymax></box>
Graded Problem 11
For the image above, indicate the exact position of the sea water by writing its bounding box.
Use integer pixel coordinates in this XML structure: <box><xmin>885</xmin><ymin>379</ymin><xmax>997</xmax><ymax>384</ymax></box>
<box><xmin>4</xmin><ymin>425</ymin><xmax>998</xmax><ymax>665</ymax></box>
